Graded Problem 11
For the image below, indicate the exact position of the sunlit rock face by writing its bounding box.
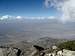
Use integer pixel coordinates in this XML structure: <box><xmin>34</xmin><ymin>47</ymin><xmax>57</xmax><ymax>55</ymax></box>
<box><xmin>63</xmin><ymin>49</ymin><xmax>75</xmax><ymax>56</ymax></box>
<box><xmin>44</xmin><ymin>49</ymin><xmax>75</xmax><ymax>56</ymax></box>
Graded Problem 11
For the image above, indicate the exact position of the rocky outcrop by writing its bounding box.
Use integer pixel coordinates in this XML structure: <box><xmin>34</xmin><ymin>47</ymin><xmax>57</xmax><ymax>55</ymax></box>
<box><xmin>0</xmin><ymin>47</ymin><xmax>21</xmax><ymax>56</ymax></box>
<box><xmin>0</xmin><ymin>38</ymin><xmax>71</xmax><ymax>56</ymax></box>
<box><xmin>31</xmin><ymin>45</ymin><xmax>75</xmax><ymax>56</ymax></box>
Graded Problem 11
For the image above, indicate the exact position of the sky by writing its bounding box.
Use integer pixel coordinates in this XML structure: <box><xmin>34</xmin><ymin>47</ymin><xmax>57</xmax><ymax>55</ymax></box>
<box><xmin>0</xmin><ymin>0</ymin><xmax>75</xmax><ymax>23</ymax></box>
<box><xmin>0</xmin><ymin>0</ymin><xmax>58</xmax><ymax>17</ymax></box>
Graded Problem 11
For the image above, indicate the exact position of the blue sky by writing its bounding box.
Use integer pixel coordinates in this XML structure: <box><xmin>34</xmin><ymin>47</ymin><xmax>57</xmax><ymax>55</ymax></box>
<box><xmin>0</xmin><ymin>0</ymin><xmax>58</xmax><ymax>16</ymax></box>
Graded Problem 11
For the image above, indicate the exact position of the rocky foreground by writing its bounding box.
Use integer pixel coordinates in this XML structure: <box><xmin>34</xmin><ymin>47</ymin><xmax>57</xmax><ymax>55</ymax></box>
<box><xmin>0</xmin><ymin>45</ymin><xmax>75</xmax><ymax>56</ymax></box>
<box><xmin>0</xmin><ymin>37</ymin><xmax>75</xmax><ymax>56</ymax></box>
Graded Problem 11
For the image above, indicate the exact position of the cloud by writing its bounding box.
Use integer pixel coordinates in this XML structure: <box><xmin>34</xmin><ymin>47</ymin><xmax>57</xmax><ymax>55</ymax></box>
<box><xmin>47</xmin><ymin>16</ymin><xmax>56</xmax><ymax>19</ymax></box>
<box><xmin>0</xmin><ymin>15</ymin><xmax>56</xmax><ymax>20</ymax></box>
<box><xmin>0</xmin><ymin>15</ymin><xmax>14</xmax><ymax>20</ymax></box>
<box><xmin>0</xmin><ymin>15</ymin><xmax>10</xmax><ymax>20</ymax></box>
<box><xmin>44</xmin><ymin>0</ymin><xmax>75</xmax><ymax>23</ymax></box>
<box><xmin>16</xmin><ymin>16</ymin><xmax>22</xmax><ymax>19</ymax></box>
<box><xmin>0</xmin><ymin>15</ymin><xmax>23</xmax><ymax>20</ymax></box>
<box><xmin>24</xmin><ymin>16</ymin><xmax>55</xmax><ymax>19</ymax></box>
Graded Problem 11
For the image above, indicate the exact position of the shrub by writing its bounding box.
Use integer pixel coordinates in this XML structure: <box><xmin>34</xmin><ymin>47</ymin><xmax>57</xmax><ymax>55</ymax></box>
<box><xmin>58</xmin><ymin>40</ymin><xmax>75</xmax><ymax>51</ymax></box>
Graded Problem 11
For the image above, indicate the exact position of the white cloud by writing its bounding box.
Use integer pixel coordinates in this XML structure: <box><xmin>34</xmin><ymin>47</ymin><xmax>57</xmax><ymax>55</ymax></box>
<box><xmin>44</xmin><ymin>0</ymin><xmax>75</xmax><ymax>23</ymax></box>
<box><xmin>0</xmin><ymin>15</ymin><xmax>56</xmax><ymax>20</ymax></box>
<box><xmin>0</xmin><ymin>15</ymin><xmax>9</xmax><ymax>20</ymax></box>
<box><xmin>16</xmin><ymin>16</ymin><xmax>22</xmax><ymax>19</ymax></box>
<box><xmin>24</xmin><ymin>16</ymin><xmax>55</xmax><ymax>19</ymax></box>
<box><xmin>0</xmin><ymin>15</ymin><xmax>23</xmax><ymax>20</ymax></box>
<box><xmin>23</xmin><ymin>16</ymin><xmax>44</xmax><ymax>19</ymax></box>
<box><xmin>0</xmin><ymin>15</ymin><xmax>14</xmax><ymax>20</ymax></box>
<box><xmin>35</xmin><ymin>17</ymin><xmax>45</xmax><ymax>19</ymax></box>
<box><xmin>47</xmin><ymin>16</ymin><xmax>56</xmax><ymax>19</ymax></box>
